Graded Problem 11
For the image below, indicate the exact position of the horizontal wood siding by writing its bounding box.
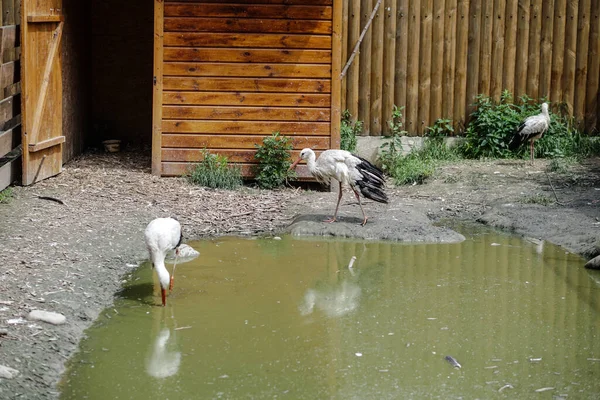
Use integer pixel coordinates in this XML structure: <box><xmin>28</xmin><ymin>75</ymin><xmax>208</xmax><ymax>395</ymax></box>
<box><xmin>158</xmin><ymin>0</ymin><xmax>335</xmax><ymax>177</ymax></box>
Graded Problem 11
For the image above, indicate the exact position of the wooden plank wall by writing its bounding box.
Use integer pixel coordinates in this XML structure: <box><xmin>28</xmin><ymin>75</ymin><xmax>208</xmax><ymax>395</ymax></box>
<box><xmin>342</xmin><ymin>0</ymin><xmax>600</xmax><ymax>135</ymax></box>
<box><xmin>0</xmin><ymin>0</ymin><xmax>21</xmax><ymax>190</ymax></box>
<box><xmin>157</xmin><ymin>0</ymin><xmax>339</xmax><ymax>177</ymax></box>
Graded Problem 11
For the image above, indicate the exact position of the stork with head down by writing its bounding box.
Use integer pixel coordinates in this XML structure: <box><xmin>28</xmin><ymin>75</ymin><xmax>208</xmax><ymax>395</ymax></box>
<box><xmin>508</xmin><ymin>102</ymin><xmax>551</xmax><ymax>164</ymax></box>
<box><xmin>290</xmin><ymin>148</ymin><xmax>388</xmax><ymax>226</ymax></box>
<box><xmin>144</xmin><ymin>217</ymin><xmax>183</xmax><ymax>306</ymax></box>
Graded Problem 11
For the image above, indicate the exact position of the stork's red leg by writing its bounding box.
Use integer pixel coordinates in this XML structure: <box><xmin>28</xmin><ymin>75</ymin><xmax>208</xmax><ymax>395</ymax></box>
<box><xmin>530</xmin><ymin>140</ymin><xmax>534</xmax><ymax>165</ymax></box>
<box><xmin>352</xmin><ymin>188</ymin><xmax>368</xmax><ymax>226</ymax></box>
<box><xmin>325</xmin><ymin>181</ymin><xmax>343</xmax><ymax>223</ymax></box>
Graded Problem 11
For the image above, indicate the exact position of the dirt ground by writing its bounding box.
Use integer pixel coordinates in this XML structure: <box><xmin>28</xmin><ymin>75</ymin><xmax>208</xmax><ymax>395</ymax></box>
<box><xmin>0</xmin><ymin>150</ymin><xmax>599</xmax><ymax>399</ymax></box>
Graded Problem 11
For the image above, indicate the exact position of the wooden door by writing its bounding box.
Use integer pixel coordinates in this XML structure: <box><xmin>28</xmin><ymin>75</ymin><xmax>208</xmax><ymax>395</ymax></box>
<box><xmin>20</xmin><ymin>0</ymin><xmax>64</xmax><ymax>185</ymax></box>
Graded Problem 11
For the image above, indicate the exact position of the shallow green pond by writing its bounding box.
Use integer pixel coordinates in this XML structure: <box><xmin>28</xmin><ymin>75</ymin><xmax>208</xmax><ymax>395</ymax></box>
<box><xmin>60</xmin><ymin>228</ymin><xmax>600</xmax><ymax>399</ymax></box>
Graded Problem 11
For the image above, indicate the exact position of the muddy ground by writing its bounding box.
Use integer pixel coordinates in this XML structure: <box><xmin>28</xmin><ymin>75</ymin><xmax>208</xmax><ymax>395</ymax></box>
<box><xmin>0</xmin><ymin>150</ymin><xmax>599</xmax><ymax>399</ymax></box>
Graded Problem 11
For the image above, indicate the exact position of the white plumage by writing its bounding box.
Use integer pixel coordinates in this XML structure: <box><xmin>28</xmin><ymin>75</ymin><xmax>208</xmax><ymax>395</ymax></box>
<box><xmin>144</xmin><ymin>217</ymin><xmax>183</xmax><ymax>306</ymax></box>
<box><xmin>290</xmin><ymin>148</ymin><xmax>388</xmax><ymax>226</ymax></box>
<box><xmin>509</xmin><ymin>102</ymin><xmax>551</xmax><ymax>164</ymax></box>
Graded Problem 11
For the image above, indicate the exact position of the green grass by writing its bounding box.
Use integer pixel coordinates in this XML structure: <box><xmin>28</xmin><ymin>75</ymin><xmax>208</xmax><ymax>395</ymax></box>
<box><xmin>0</xmin><ymin>187</ymin><xmax>13</xmax><ymax>203</ymax></box>
<box><xmin>519</xmin><ymin>194</ymin><xmax>553</xmax><ymax>206</ymax></box>
<box><xmin>186</xmin><ymin>150</ymin><xmax>242</xmax><ymax>190</ymax></box>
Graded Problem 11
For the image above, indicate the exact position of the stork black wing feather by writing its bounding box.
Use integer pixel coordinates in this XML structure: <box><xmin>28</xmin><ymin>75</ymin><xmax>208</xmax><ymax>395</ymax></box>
<box><xmin>352</xmin><ymin>155</ymin><xmax>388</xmax><ymax>203</ymax></box>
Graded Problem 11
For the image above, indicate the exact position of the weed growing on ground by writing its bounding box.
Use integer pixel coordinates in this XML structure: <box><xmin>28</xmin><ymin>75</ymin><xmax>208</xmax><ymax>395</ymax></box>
<box><xmin>0</xmin><ymin>187</ymin><xmax>13</xmax><ymax>203</ymax></box>
<box><xmin>520</xmin><ymin>194</ymin><xmax>553</xmax><ymax>206</ymax></box>
<box><xmin>253</xmin><ymin>132</ymin><xmax>295</xmax><ymax>189</ymax></box>
<box><xmin>340</xmin><ymin>110</ymin><xmax>362</xmax><ymax>152</ymax></box>
<box><xmin>187</xmin><ymin>149</ymin><xmax>242</xmax><ymax>189</ymax></box>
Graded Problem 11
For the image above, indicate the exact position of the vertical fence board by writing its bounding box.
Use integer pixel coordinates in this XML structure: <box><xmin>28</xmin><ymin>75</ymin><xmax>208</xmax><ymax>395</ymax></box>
<box><xmin>347</xmin><ymin>0</ymin><xmax>361</xmax><ymax>120</ymax></box>
<box><xmin>526</xmin><ymin>0</ymin><xmax>542</xmax><ymax>99</ymax></box>
<box><xmin>430</xmin><ymin>0</ymin><xmax>445</xmax><ymax>124</ymax></box>
<box><xmin>573</xmin><ymin>0</ymin><xmax>591</xmax><ymax>124</ymax></box>
<box><xmin>453</xmin><ymin>0</ymin><xmax>469</xmax><ymax>127</ymax></box>
<box><xmin>442</xmin><ymin>0</ymin><xmax>457</xmax><ymax>124</ymax></box>
<box><xmin>515</xmin><ymin>0</ymin><xmax>530</xmax><ymax>98</ymax></box>
<box><xmin>394</xmin><ymin>0</ymin><xmax>409</xmax><ymax>121</ymax></box>
<box><xmin>563</xmin><ymin>0</ymin><xmax>579</xmax><ymax>113</ymax></box>
<box><xmin>358</xmin><ymin>0</ymin><xmax>373</xmax><ymax>134</ymax></box>
<box><xmin>465</xmin><ymin>0</ymin><xmax>482</xmax><ymax>114</ymax></box>
<box><xmin>370</xmin><ymin>0</ymin><xmax>384</xmax><ymax>135</ymax></box>
<box><xmin>382</xmin><ymin>0</ymin><xmax>396</xmax><ymax>134</ymax></box>
<box><xmin>490</xmin><ymin>0</ymin><xmax>505</xmax><ymax>100</ymax></box>
<box><xmin>406</xmin><ymin>0</ymin><xmax>421</xmax><ymax>134</ymax></box>
<box><xmin>551</xmin><ymin>0</ymin><xmax>567</xmax><ymax>104</ymax></box>
<box><xmin>503</xmin><ymin>0</ymin><xmax>518</xmax><ymax>96</ymax></box>
<box><xmin>539</xmin><ymin>0</ymin><xmax>554</xmax><ymax>99</ymax></box>
<box><xmin>478</xmin><ymin>0</ymin><xmax>493</xmax><ymax>96</ymax></box>
<box><xmin>341</xmin><ymin>0</ymin><xmax>349</xmax><ymax>112</ymax></box>
<box><xmin>418</xmin><ymin>0</ymin><xmax>433</xmax><ymax>134</ymax></box>
<box><xmin>585</xmin><ymin>0</ymin><xmax>599</xmax><ymax>132</ymax></box>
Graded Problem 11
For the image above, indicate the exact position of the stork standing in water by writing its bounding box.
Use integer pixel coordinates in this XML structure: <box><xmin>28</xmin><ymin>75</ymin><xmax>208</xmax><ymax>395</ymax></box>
<box><xmin>290</xmin><ymin>148</ymin><xmax>388</xmax><ymax>226</ymax></box>
<box><xmin>144</xmin><ymin>218</ymin><xmax>183</xmax><ymax>306</ymax></box>
<box><xmin>508</xmin><ymin>102</ymin><xmax>551</xmax><ymax>164</ymax></box>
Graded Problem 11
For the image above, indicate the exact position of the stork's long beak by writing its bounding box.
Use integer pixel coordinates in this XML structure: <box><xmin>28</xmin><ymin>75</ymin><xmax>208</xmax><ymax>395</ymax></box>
<box><xmin>161</xmin><ymin>288</ymin><xmax>167</xmax><ymax>306</ymax></box>
<box><xmin>289</xmin><ymin>158</ymin><xmax>301</xmax><ymax>170</ymax></box>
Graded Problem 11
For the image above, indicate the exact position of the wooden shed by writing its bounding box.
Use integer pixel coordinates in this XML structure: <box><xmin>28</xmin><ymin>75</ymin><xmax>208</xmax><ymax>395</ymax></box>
<box><xmin>152</xmin><ymin>0</ymin><xmax>342</xmax><ymax>177</ymax></box>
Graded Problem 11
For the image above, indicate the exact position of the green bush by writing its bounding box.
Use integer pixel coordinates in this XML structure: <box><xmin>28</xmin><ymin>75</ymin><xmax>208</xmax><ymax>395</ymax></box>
<box><xmin>379</xmin><ymin>105</ymin><xmax>407</xmax><ymax>174</ymax></box>
<box><xmin>0</xmin><ymin>187</ymin><xmax>13</xmax><ymax>204</ymax></box>
<box><xmin>253</xmin><ymin>132</ymin><xmax>295</xmax><ymax>189</ymax></box>
<box><xmin>187</xmin><ymin>149</ymin><xmax>242</xmax><ymax>189</ymax></box>
<box><xmin>340</xmin><ymin>110</ymin><xmax>362</xmax><ymax>152</ymax></box>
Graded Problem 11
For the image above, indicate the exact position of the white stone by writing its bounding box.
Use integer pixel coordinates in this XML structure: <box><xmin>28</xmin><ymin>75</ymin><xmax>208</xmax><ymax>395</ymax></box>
<box><xmin>0</xmin><ymin>364</ymin><xmax>19</xmax><ymax>379</ymax></box>
<box><xmin>27</xmin><ymin>310</ymin><xmax>66</xmax><ymax>325</ymax></box>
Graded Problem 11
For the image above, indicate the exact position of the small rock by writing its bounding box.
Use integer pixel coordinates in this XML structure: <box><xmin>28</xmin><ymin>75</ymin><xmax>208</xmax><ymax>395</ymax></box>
<box><xmin>27</xmin><ymin>310</ymin><xmax>66</xmax><ymax>325</ymax></box>
<box><xmin>584</xmin><ymin>255</ymin><xmax>600</xmax><ymax>269</ymax></box>
<box><xmin>177</xmin><ymin>244</ymin><xmax>199</xmax><ymax>258</ymax></box>
<box><xmin>0</xmin><ymin>365</ymin><xmax>19</xmax><ymax>379</ymax></box>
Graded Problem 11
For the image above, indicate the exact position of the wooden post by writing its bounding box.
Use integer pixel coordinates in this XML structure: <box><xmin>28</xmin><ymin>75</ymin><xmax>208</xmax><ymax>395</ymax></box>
<box><xmin>538</xmin><ymin>0</ymin><xmax>555</xmax><ymax>100</ymax></box>
<box><xmin>430</xmin><ymin>0</ymin><xmax>445</xmax><ymax>124</ymax></box>
<box><xmin>394</xmin><ymin>0</ymin><xmax>409</xmax><ymax>125</ymax></box>
<box><xmin>515</xmin><ymin>0</ymin><xmax>530</xmax><ymax>99</ymax></box>
<box><xmin>573</xmin><ymin>0</ymin><xmax>591</xmax><ymax>125</ymax></box>
<box><xmin>490</xmin><ymin>0</ymin><xmax>505</xmax><ymax>101</ymax></box>
<box><xmin>418</xmin><ymin>0</ymin><xmax>433</xmax><ymax>135</ymax></box>
<box><xmin>551</xmin><ymin>0</ymin><xmax>567</xmax><ymax>104</ymax></box>
<box><xmin>503</xmin><ymin>0</ymin><xmax>518</xmax><ymax>97</ymax></box>
<box><xmin>526</xmin><ymin>0</ymin><xmax>543</xmax><ymax>100</ymax></box>
<box><xmin>406</xmin><ymin>0</ymin><xmax>421</xmax><ymax>135</ymax></box>
<box><xmin>442</xmin><ymin>0</ymin><xmax>457</xmax><ymax>126</ymax></box>
<box><xmin>478</xmin><ymin>0</ymin><xmax>493</xmax><ymax>96</ymax></box>
<box><xmin>341</xmin><ymin>0</ymin><xmax>349</xmax><ymax>112</ymax></box>
<box><xmin>331</xmin><ymin>0</ymin><xmax>343</xmax><ymax>148</ymax></box>
<box><xmin>152</xmin><ymin>0</ymin><xmax>164</xmax><ymax>176</ymax></box>
<box><xmin>562</xmin><ymin>0</ymin><xmax>578</xmax><ymax>114</ymax></box>
<box><xmin>465</xmin><ymin>0</ymin><xmax>482</xmax><ymax>115</ymax></box>
<box><xmin>382</xmin><ymin>0</ymin><xmax>396</xmax><ymax>135</ymax></box>
<box><xmin>358</xmin><ymin>0</ymin><xmax>373</xmax><ymax>135</ymax></box>
<box><xmin>453</xmin><ymin>0</ymin><xmax>469</xmax><ymax>127</ymax></box>
<box><xmin>584</xmin><ymin>0</ymin><xmax>600</xmax><ymax>132</ymax></box>
<box><xmin>370</xmin><ymin>0</ymin><xmax>383</xmax><ymax>135</ymax></box>
<box><xmin>347</xmin><ymin>0</ymin><xmax>361</xmax><ymax>120</ymax></box>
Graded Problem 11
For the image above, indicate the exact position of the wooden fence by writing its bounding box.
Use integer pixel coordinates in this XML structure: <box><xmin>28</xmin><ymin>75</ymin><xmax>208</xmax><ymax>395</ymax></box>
<box><xmin>0</xmin><ymin>0</ymin><xmax>21</xmax><ymax>191</ymax></box>
<box><xmin>340</xmin><ymin>0</ymin><xmax>600</xmax><ymax>136</ymax></box>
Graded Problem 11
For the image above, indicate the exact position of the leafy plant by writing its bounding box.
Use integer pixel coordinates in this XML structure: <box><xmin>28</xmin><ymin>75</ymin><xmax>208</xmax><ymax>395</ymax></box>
<box><xmin>340</xmin><ymin>110</ymin><xmax>362</xmax><ymax>152</ymax></box>
<box><xmin>379</xmin><ymin>105</ymin><xmax>407</xmax><ymax>174</ymax></box>
<box><xmin>427</xmin><ymin>118</ymin><xmax>455</xmax><ymax>138</ymax></box>
<box><xmin>253</xmin><ymin>132</ymin><xmax>295</xmax><ymax>189</ymax></box>
<box><xmin>187</xmin><ymin>149</ymin><xmax>242</xmax><ymax>190</ymax></box>
<box><xmin>520</xmin><ymin>194</ymin><xmax>553</xmax><ymax>206</ymax></box>
<box><xmin>0</xmin><ymin>187</ymin><xmax>13</xmax><ymax>203</ymax></box>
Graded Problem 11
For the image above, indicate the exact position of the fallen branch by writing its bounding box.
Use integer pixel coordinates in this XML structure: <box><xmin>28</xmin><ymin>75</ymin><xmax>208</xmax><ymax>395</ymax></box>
<box><xmin>37</xmin><ymin>195</ymin><xmax>65</xmax><ymax>205</ymax></box>
<box><xmin>339</xmin><ymin>0</ymin><xmax>383</xmax><ymax>79</ymax></box>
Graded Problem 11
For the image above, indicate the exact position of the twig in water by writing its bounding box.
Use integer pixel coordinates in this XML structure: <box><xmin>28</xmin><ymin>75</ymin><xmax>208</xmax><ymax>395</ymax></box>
<box><xmin>175</xmin><ymin>326</ymin><xmax>192</xmax><ymax>331</ymax></box>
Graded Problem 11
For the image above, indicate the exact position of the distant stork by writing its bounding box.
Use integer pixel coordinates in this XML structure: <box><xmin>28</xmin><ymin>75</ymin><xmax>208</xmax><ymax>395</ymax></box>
<box><xmin>509</xmin><ymin>102</ymin><xmax>551</xmax><ymax>164</ymax></box>
<box><xmin>290</xmin><ymin>148</ymin><xmax>388</xmax><ymax>226</ymax></box>
<box><xmin>144</xmin><ymin>218</ymin><xmax>183</xmax><ymax>306</ymax></box>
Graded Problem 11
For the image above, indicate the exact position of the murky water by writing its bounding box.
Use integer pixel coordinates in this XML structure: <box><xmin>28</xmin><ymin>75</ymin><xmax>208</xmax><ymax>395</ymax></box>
<box><xmin>60</xmin><ymin>227</ymin><xmax>600</xmax><ymax>399</ymax></box>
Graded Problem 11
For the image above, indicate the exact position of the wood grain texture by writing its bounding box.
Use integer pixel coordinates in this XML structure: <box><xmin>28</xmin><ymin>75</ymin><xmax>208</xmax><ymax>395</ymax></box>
<box><xmin>152</xmin><ymin>0</ymin><xmax>164</xmax><ymax>175</ymax></box>
<box><xmin>163</xmin><ymin>91</ymin><xmax>331</xmax><ymax>107</ymax></box>
<box><xmin>163</xmin><ymin>76</ymin><xmax>331</xmax><ymax>93</ymax></box>
<box><xmin>164</xmin><ymin>3</ymin><xmax>333</xmax><ymax>19</ymax></box>
<box><xmin>162</xmin><ymin>105</ymin><xmax>331</xmax><ymax>121</ymax></box>
<box><xmin>165</xmin><ymin>17</ymin><xmax>332</xmax><ymax>34</ymax></box>
<box><xmin>164</xmin><ymin>32</ymin><xmax>331</xmax><ymax>49</ymax></box>
<box><xmin>162</xmin><ymin>133</ymin><xmax>330</xmax><ymax>149</ymax></box>
<box><xmin>162</xmin><ymin>120</ymin><xmax>331</xmax><ymax>135</ymax></box>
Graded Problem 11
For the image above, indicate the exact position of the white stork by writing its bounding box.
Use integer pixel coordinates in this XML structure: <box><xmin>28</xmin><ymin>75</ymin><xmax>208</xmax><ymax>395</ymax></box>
<box><xmin>290</xmin><ymin>148</ymin><xmax>388</xmax><ymax>226</ymax></box>
<box><xmin>144</xmin><ymin>217</ymin><xmax>183</xmax><ymax>306</ymax></box>
<box><xmin>509</xmin><ymin>102</ymin><xmax>551</xmax><ymax>164</ymax></box>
